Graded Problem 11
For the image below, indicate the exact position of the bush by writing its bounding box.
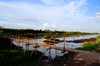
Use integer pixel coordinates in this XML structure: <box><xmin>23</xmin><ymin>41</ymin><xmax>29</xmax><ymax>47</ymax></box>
<box><xmin>78</xmin><ymin>35</ymin><xmax>100</xmax><ymax>53</ymax></box>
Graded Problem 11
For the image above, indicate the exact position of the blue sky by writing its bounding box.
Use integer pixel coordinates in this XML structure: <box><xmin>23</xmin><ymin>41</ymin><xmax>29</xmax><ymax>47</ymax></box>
<box><xmin>0</xmin><ymin>0</ymin><xmax>100</xmax><ymax>33</ymax></box>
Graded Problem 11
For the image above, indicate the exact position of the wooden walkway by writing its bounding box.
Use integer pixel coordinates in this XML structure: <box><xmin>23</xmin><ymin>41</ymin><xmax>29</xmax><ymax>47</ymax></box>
<box><xmin>2</xmin><ymin>35</ymin><xmax>87</xmax><ymax>53</ymax></box>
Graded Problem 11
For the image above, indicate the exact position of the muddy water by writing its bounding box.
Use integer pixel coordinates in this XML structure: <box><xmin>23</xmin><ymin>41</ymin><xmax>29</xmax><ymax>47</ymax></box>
<box><xmin>12</xmin><ymin>34</ymin><xmax>99</xmax><ymax>59</ymax></box>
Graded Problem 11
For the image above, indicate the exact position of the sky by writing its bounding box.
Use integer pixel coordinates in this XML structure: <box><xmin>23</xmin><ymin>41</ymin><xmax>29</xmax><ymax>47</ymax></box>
<box><xmin>0</xmin><ymin>0</ymin><xmax>100</xmax><ymax>33</ymax></box>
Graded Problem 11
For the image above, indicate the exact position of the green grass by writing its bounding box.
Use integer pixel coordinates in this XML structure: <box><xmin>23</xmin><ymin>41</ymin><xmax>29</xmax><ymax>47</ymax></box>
<box><xmin>0</xmin><ymin>37</ymin><xmax>48</xmax><ymax>66</ymax></box>
<box><xmin>0</xmin><ymin>50</ymin><xmax>47</xmax><ymax>66</ymax></box>
<box><xmin>97</xmin><ymin>35</ymin><xmax>100</xmax><ymax>41</ymax></box>
<box><xmin>77</xmin><ymin>35</ymin><xmax>100</xmax><ymax>53</ymax></box>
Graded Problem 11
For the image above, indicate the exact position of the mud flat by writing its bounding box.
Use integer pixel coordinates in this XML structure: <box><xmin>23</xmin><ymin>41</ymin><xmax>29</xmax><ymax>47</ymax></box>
<box><xmin>66</xmin><ymin>38</ymin><xmax>96</xmax><ymax>43</ymax></box>
<box><xmin>43</xmin><ymin>38</ymin><xmax>97</xmax><ymax>45</ymax></box>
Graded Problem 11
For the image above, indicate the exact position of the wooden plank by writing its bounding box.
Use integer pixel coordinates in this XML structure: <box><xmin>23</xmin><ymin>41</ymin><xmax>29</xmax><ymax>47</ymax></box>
<box><xmin>2</xmin><ymin>36</ymin><xmax>86</xmax><ymax>53</ymax></box>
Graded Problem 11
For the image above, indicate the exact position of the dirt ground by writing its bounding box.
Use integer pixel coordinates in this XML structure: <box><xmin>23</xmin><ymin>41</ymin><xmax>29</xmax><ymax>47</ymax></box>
<box><xmin>41</xmin><ymin>51</ymin><xmax>100</xmax><ymax>66</ymax></box>
<box><xmin>66</xmin><ymin>52</ymin><xmax>100</xmax><ymax>66</ymax></box>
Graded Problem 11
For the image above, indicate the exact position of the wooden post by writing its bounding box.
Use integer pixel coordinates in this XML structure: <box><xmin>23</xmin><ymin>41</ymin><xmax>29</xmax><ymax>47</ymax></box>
<box><xmin>10</xmin><ymin>35</ymin><xmax>12</xmax><ymax>47</ymax></box>
<box><xmin>26</xmin><ymin>44</ymin><xmax>29</xmax><ymax>52</ymax></box>
<box><xmin>34</xmin><ymin>34</ymin><xmax>37</xmax><ymax>55</ymax></box>
<box><xmin>27</xmin><ymin>37</ymin><xmax>29</xmax><ymax>52</ymax></box>
<box><xmin>63</xmin><ymin>36</ymin><xmax>65</xmax><ymax>60</ymax></box>
<box><xmin>35</xmin><ymin>34</ymin><xmax>36</xmax><ymax>44</ymax></box>
<box><xmin>49</xmin><ymin>38</ymin><xmax>51</xmax><ymax>59</ymax></box>
<box><xmin>18</xmin><ymin>35</ymin><xmax>20</xmax><ymax>50</ymax></box>
<box><xmin>63</xmin><ymin>37</ymin><xmax>65</xmax><ymax>52</ymax></box>
<box><xmin>49</xmin><ymin>38</ymin><xmax>51</xmax><ymax>48</ymax></box>
<box><xmin>35</xmin><ymin>47</ymin><xmax>37</xmax><ymax>55</ymax></box>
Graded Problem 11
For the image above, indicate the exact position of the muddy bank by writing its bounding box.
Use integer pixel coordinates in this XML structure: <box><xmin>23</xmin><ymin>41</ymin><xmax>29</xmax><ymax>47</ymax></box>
<box><xmin>43</xmin><ymin>38</ymin><xmax>97</xmax><ymax>45</ymax></box>
<box><xmin>43</xmin><ymin>35</ymin><xmax>82</xmax><ymax>39</ymax></box>
<box><xmin>66</xmin><ymin>38</ymin><xmax>97</xmax><ymax>43</ymax></box>
<box><xmin>43</xmin><ymin>38</ymin><xmax>61</xmax><ymax>45</ymax></box>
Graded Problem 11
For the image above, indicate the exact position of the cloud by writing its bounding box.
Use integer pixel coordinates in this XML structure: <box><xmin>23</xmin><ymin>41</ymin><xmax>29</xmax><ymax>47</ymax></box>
<box><xmin>96</xmin><ymin>16</ymin><xmax>100</xmax><ymax>20</ymax></box>
<box><xmin>0</xmin><ymin>21</ymin><xmax>35</xmax><ymax>29</ymax></box>
<box><xmin>0</xmin><ymin>0</ymin><xmax>88</xmax><ymax>23</ymax></box>
<box><xmin>96</xmin><ymin>16</ymin><xmax>100</xmax><ymax>18</ymax></box>
<box><xmin>40</xmin><ymin>0</ymin><xmax>65</xmax><ymax>5</ymax></box>
<box><xmin>43</xmin><ymin>23</ymin><xmax>49</xmax><ymax>28</ymax></box>
<box><xmin>6</xmin><ymin>17</ymin><xmax>38</xmax><ymax>23</ymax></box>
<box><xmin>96</xmin><ymin>12</ymin><xmax>100</xmax><ymax>15</ymax></box>
<box><xmin>0</xmin><ymin>21</ymin><xmax>9</xmax><ymax>25</ymax></box>
<box><xmin>0</xmin><ymin>0</ymin><xmax>100</xmax><ymax>32</ymax></box>
<box><xmin>52</xmin><ymin>24</ymin><xmax>57</xmax><ymax>27</ymax></box>
<box><xmin>68</xmin><ymin>0</ymin><xmax>70</xmax><ymax>1</ymax></box>
<box><xmin>43</xmin><ymin>23</ymin><xmax>57</xmax><ymax>29</ymax></box>
<box><xmin>41</xmin><ymin>0</ymin><xmax>54</xmax><ymax>5</ymax></box>
<box><xmin>96</xmin><ymin>12</ymin><xmax>100</xmax><ymax>20</ymax></box>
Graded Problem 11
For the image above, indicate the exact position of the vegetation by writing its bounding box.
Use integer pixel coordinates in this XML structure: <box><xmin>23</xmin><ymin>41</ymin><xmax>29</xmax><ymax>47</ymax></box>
<box><xmin>0</xmin><ymin>26</ymin><xmax>98</xmax><ymax>38</ymax></box>
<box><xmin>77</xmin><ymin>35</ymin><xmax>100</xmax><ymax>52</ymax></box>
<box><xmin>0</xmin><ymin>37</ymin><xmax>48</xmax><ymax>66</ymax></box>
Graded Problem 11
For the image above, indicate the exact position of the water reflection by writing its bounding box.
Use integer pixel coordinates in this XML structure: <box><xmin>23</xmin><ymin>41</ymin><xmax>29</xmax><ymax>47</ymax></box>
<box><xmin>12</xmin><ymin>34</ymin><xmax>99</xmax><ymax>59</ymax></box>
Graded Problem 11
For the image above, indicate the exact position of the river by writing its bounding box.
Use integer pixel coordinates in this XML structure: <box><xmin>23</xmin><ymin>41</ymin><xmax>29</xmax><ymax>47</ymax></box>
<box><xmin>13</xmin><ymin>34</ymin><xmax>99</xmax><ymax>59</ymax></box>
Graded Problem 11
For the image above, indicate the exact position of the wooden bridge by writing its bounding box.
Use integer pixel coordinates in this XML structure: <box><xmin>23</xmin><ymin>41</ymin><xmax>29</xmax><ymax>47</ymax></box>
<box><xmin>1</xmin><ymin>35</ymin><xmax>87</xmax><ymax>54</ymax></box>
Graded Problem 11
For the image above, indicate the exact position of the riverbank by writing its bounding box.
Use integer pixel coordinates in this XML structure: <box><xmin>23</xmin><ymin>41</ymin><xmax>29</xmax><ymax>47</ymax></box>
<box><xmin>42</xmin><ymin>35</ymin><xmax>100</xmax><ymax>66</ymax></box>
<box><xmin>77</xmin><ymin>35</ymin><xmax>100</xmax><ymax>52</ymax></box>
<box><xmin>1</xmin><ymin>35</ymin><xmax>100</xmax><ymax>66</ymax></box>
<box><xmin>0</xmin><ymin>37</ymin><xmax>48</xmax><ymax>66</ymax></box>
<box><xmin>64</xmin><ymin>35</ymin><xmax>100</xmax><ymax>66</ymax></box>
<box><xmin>43</xmin><ymin>37</ymin><xmax>97</xmax><ymax>45</ymax></box>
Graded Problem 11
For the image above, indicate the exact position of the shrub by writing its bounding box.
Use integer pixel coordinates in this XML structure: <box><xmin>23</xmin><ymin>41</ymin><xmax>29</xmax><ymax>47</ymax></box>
<box><xmin>79</xmin><ymin>35</ymin><xmax>100</xmax><ymax>52</ymax></box>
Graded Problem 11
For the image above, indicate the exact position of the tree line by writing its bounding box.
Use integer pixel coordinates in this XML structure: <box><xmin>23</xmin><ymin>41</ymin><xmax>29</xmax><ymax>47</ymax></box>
<box><xmin>0</xmin><ymin>26</ymin><xmax>98</xmax><ymax>37</ymax></box>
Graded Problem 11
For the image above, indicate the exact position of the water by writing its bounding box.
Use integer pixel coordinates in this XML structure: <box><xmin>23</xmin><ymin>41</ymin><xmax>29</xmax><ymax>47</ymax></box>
<box><xmin>13</xmin><ymin>41</ymin><xmax>63</xmax><ymax>59</ymax></box>
<box><xmin>56</xmin><ymin>34</ymin><xmax>99</xmax><ymax>49</ymax></box>
<box><xmin>12</xmin><ymin>34</ymin><xmax>99</xmax><ymax>59</ymax></box>
<box><xmin>56</xmin><ymin>34</ymin><xmax>99</xmax><ymax>41</ymax></box>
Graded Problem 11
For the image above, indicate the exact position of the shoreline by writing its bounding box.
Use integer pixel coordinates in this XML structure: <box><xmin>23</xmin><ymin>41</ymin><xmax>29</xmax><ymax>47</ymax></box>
<box><xmin>1</xmin><ymin>35</ymin><xmax>100</xmax><ymax>66</ymax></box>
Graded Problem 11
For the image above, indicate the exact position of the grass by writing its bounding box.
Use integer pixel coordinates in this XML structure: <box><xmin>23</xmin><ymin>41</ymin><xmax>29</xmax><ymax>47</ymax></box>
<box><xmin>0</xmin><ymin>37</ymin><xmax>48</xmax><ymax>66</ymax></box>
<box><xmin>77</xmin><ymin>35</ymin><xmax>100</xmax><ymax>53</ymax></box>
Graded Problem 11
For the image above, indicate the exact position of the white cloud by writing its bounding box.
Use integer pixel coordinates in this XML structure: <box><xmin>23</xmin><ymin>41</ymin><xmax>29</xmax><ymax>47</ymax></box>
<box><xmin>96</xmin><ymin>16</ymin><xmax>100</xmax><ymax>20</ymax></box>
<box><xmin>42</xmin><ymin>23</ymin><xmax>57</xmax><ymax>29</ymax></box>
<box><xmin>96</xmin><ymin>16</ymin><xmax>100</xmax><ymax>18</ymax></box>
<box><xmin>0</xmin><ymin>21</ymin><xmax>35</xmax><ymax>29</ymax></box>
<box><xmin>41</xmin><ymin>0</ymin><xmax>54</xmax><ymax>5</ymax></box>
<box><xmin>43</xmin><ymin>23</ymin><xmax>49</xmax><ymax>28</ymax></box>
<box><xmin>40</xmin><ymin>0</ymin><xmax>65</xmax><ymax>5</ymax></box>
<box><xmin>96</xmin><ymin>12</ymin><xmax>100</xmax><ymax>20</ymax></box>
<box><xmin>52</xmin><ymin>24</ymin><xmax>57</xmax><ymax>27</ymax></box>
<box><xmin>6</xmin><ymin>17</ymin><xmax>38</xmax><ymax>23</ymax></box>
<box><xmin>96</xmin><ymin>12</ymin><xmax>100</xmax><ymax>15</ymax></box>
<box><xmin>0</xmin><ymin>0</ymin><xmax>100</xmax><ymax>32</ymax></box>
<box><xmin>0</xmin><ymin>21</ymin><xmax>9</xmax><ymax>25</ymax></box>
<box><xmin>68</xmin><ymin>0</ymin><xmax>70</xmax><ymax>1</ymax></box>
